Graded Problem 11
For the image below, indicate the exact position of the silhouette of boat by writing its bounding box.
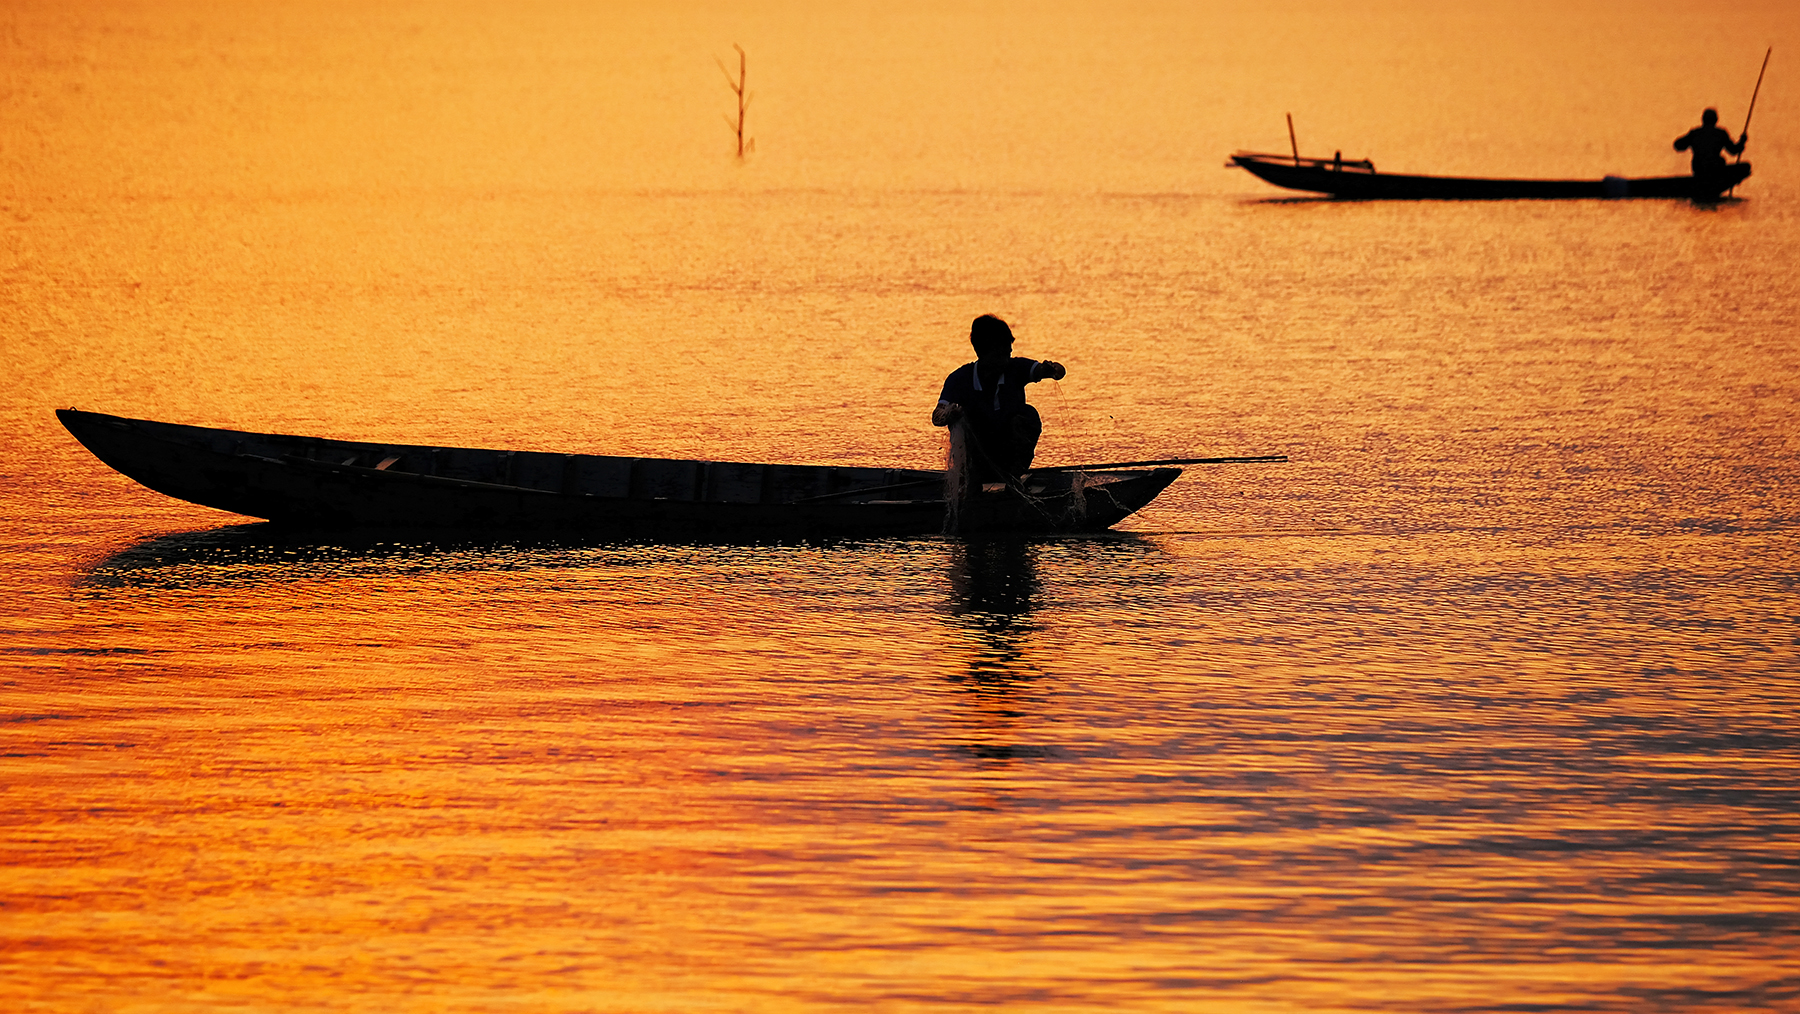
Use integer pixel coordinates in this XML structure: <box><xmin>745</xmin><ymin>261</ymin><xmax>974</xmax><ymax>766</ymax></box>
<box><xmin>56</xmin><ymin>408</ymin><xmax>1183</xmax><ymax>538</ymax></box>
<box><xmin>1229</xmin><ymin>151</ymin><xmax>1751</xmax><ymax>200</ymax></box>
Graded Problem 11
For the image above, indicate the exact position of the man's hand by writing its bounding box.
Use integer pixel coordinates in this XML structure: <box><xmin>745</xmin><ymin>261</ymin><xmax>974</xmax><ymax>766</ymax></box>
<box><xmin>1038</xmin><ymin>361</ymin><xmax>1067</xmax><ymax>381</ymax></box>
<box><xmin>932</xmin><ymin>401</ymin><xmax>964</xmax><ymax>427</ymax></box>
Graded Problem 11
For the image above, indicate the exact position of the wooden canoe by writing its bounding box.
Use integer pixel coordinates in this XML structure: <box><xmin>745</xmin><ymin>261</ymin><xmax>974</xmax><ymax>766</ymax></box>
<box><xmin>56</xmin><ymin>409</ymin><xmax>1182</xmax><ymax>539</ymax></box>
<box><xmin>1229</xmin><ymin>151</ymin><xmax>1751</xmax><ymax>200</ymax></box>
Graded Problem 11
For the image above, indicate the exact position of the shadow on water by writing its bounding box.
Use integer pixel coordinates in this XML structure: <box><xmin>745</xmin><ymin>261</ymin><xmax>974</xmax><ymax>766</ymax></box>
<box><xmin>76</xmin><ymin>522</ymin><xmax>926</xmax><ymax>592</ymax></box>
<box><xmin>939</xmin><ymin>535</ymin><xmax>1160</xmax><ymax>763</ymax></box>
<box><xmin>946</xmin><ymin>539</ymin><xmax>1042</xmax><ymax>642</ymax></box>
<box><xmin>77</xmin><ymin>524</ymin><xmax>591</xmax><ymax>591</ymax></box>
<box><xmin>941</xmin><ymin>533</ymin><xmax>1161</xmax><ymax>648</ymax></box>
<box><xmin>942</xmin><ymin>538</ymin><xmax>1047</xmax><ymax>762</ymax></box>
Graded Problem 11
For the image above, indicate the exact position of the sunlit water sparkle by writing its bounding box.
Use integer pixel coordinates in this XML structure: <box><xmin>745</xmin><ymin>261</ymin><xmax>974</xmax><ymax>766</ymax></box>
<box><xmin>4</xmin><ymin>1</ymin><xmax>1799</xmax><ymax>1011</ymax></box>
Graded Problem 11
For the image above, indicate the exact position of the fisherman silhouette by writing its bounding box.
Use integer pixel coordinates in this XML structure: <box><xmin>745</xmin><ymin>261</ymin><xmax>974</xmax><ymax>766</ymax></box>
<box><xmin>932</xmin><ymin>315</ymin><xmax>1066</xmax><ymax>482</ymax></box>
<box><xmin>1673</xmin><ymin>108</ymin><xmax>1746</xmax><ymax>190</ymax></box>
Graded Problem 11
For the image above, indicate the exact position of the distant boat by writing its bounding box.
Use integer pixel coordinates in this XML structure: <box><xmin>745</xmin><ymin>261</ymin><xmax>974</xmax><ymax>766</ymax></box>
<box><xmin>56</xmin><ymin>409</ymin><xmax>1189</xmax><ymax>539</ymax></box>
<box><xmin>1229</xmin><ymin>151</ymin><xmax>1751</xmax><ymax>200</ymax></box>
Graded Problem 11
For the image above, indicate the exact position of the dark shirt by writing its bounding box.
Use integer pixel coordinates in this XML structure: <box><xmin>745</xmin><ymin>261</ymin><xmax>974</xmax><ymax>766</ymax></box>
<box><xmin>937</xmin><ymin>358</ymin><xmax>1048</xmax><ymax>427</ymax></box>
<box><xmin>1673</xmin><ymin>125</ymin><xmax>1745</xmax><ymax>174</ymax></box>
<box><xmin>937</xmin><ymin>357</ymin><xmax>1052</xmax><ymax>479</ymax></box>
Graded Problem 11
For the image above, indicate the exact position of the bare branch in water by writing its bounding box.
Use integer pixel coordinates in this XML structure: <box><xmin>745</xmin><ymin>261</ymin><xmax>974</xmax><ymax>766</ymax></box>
<box><xmin>718</xmin><ymin>44</ymin><xmax>753</xmax><ymax>160</ymax></box>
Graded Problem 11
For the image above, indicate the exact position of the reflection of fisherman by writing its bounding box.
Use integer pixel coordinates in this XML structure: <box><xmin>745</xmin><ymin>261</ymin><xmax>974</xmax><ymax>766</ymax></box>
<box><xmin>1673</xmin><ymin>108</ymin><xmax>1746</xmax><ymax>184</ymax></box>
<box><xmin>932</xmin><ymin>314</ymin><xmax>1066</xmax><ymax>482</ymax></box>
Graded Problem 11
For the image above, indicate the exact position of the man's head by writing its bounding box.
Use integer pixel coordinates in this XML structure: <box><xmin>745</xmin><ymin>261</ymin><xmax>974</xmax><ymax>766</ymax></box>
<box><xmin>1702</xmin><ymin>108</ymin><xmax>1719</xmax><ymax>126</ymax></box>
<box><xmin>970</xmin><ymin>314</ymin><xmax>1013</xmax><ymax>362</ymax></box>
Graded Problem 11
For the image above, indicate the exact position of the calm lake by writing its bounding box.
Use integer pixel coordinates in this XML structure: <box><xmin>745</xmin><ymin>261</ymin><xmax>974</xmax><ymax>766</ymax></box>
<box><xmin>4</xmin><ymin>1</ymin><xmax>1799</xmax><ymax>1010</ymax></box>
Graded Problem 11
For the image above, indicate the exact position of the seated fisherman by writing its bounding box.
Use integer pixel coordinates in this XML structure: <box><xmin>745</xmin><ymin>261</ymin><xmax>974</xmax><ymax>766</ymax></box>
<box><xmin>1673</xmin><ymin>108</ymin><xmax>1746</xmax><ymax>185</ymax></box>
<box><xmin>931</xmin><ymin>314</ymin><xmax>1066</xmax><ymax>481</ymax></box>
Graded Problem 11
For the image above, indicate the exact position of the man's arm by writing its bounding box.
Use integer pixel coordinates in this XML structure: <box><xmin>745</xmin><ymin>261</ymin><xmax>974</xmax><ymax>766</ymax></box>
<box><xmin>1729</xmin><ymin>132</ymin><xmax>1748</xmax><ymax>156</ymax></box>
<box><xmin>1674</xmin><ymin>130</ymin><xmax>1692</xmax><ymax>152</ymax></box>
<box><xmin>934</xmin><ymin>367</ymin><xmax>964</xmax><ymax>426</ymax></box>
<box><xmin>1029</xmin><ymin>360</ymin><xmax>1067</xmax><ymax>382</ymax></box>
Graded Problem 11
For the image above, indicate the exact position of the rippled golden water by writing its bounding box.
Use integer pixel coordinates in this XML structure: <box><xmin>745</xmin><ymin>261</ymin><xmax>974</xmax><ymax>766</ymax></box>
<box><xmin>4</xmin><ymin>1</ymin><xmax>1800</xmax><ymax>1011</ymax></box>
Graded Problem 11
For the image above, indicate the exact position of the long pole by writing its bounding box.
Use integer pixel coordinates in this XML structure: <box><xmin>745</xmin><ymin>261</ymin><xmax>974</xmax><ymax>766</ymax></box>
<box><xmin>1729</xmin><ymin>47</ymin><xmax>1771</xmax><ymax>197</ymax></box>
<box><xmin>1286</xmin><ymin>113</ymin><xmax>1300</xmax><ymax>165</ymax></box>
<box><xmin>1737</xmin><ymin>47</ymin><xmax>1771</xmax><ymax>163</ymax></box>
<box><xmin>1032</xmin><ymin>455</ymin><xmax>1288</xmax><ymax>473</ymax></box>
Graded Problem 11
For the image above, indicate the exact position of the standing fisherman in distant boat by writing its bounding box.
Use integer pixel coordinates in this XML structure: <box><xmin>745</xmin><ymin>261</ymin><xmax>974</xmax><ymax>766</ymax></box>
<box><xmin>932</xmin><ymin>314</ymin><xmax>1066</xmax><ymax>482</ymax></box>
<box><xmin>1673</xmin><ymin>108</ymin><xmax>1747</xmax><ymax>191</ymax></box>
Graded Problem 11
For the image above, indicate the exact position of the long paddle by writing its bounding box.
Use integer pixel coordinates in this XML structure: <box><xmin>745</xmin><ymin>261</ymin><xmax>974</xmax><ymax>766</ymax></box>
<box><xmin>1030</xmin><ymin>454</ymin><xmax>1287</xmax><ymax>473</ymax></box>
<box><xmin>1729</xmin><ymin>47</ymin><xmax>1771</xmax><ymax>197</ymax></box>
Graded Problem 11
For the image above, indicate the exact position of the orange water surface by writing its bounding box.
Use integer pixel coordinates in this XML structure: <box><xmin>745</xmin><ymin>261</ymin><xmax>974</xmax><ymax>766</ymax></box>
<box><xmin>4</xmin><ymin>1</ymin><xmax>1800</xmax><ymax>1011</ymax></box>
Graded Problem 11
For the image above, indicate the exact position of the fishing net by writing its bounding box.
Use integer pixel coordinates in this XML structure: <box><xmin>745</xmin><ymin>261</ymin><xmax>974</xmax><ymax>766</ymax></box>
<box><xmin>943</xmin><ymin>421</ymin><xmax>972</xmax><ymax>535</ymax></box>
<box><xmin>947</xmin><ymin>420</ymin><xmax>1090</xmax><ymax>534</ymax></box>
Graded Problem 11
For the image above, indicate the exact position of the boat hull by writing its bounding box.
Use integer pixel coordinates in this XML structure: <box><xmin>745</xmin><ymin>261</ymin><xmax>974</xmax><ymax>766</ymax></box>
<box><xmin>1231</xmin><ymin>153</ymin><xmax>1751</xmax><ymax>200</ymax></box>
<box><xmin>56</xmin><ymin>409</ymin><xmax>1180</xmax><ymax>539</ymax></box>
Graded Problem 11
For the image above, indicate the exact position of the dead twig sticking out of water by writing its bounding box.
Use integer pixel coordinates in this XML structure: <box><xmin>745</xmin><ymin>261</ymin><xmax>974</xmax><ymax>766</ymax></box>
<box><xmin>717</xmin><ymin>44</ymin><xmax>754</xmax><ymax>160</ymax></box>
